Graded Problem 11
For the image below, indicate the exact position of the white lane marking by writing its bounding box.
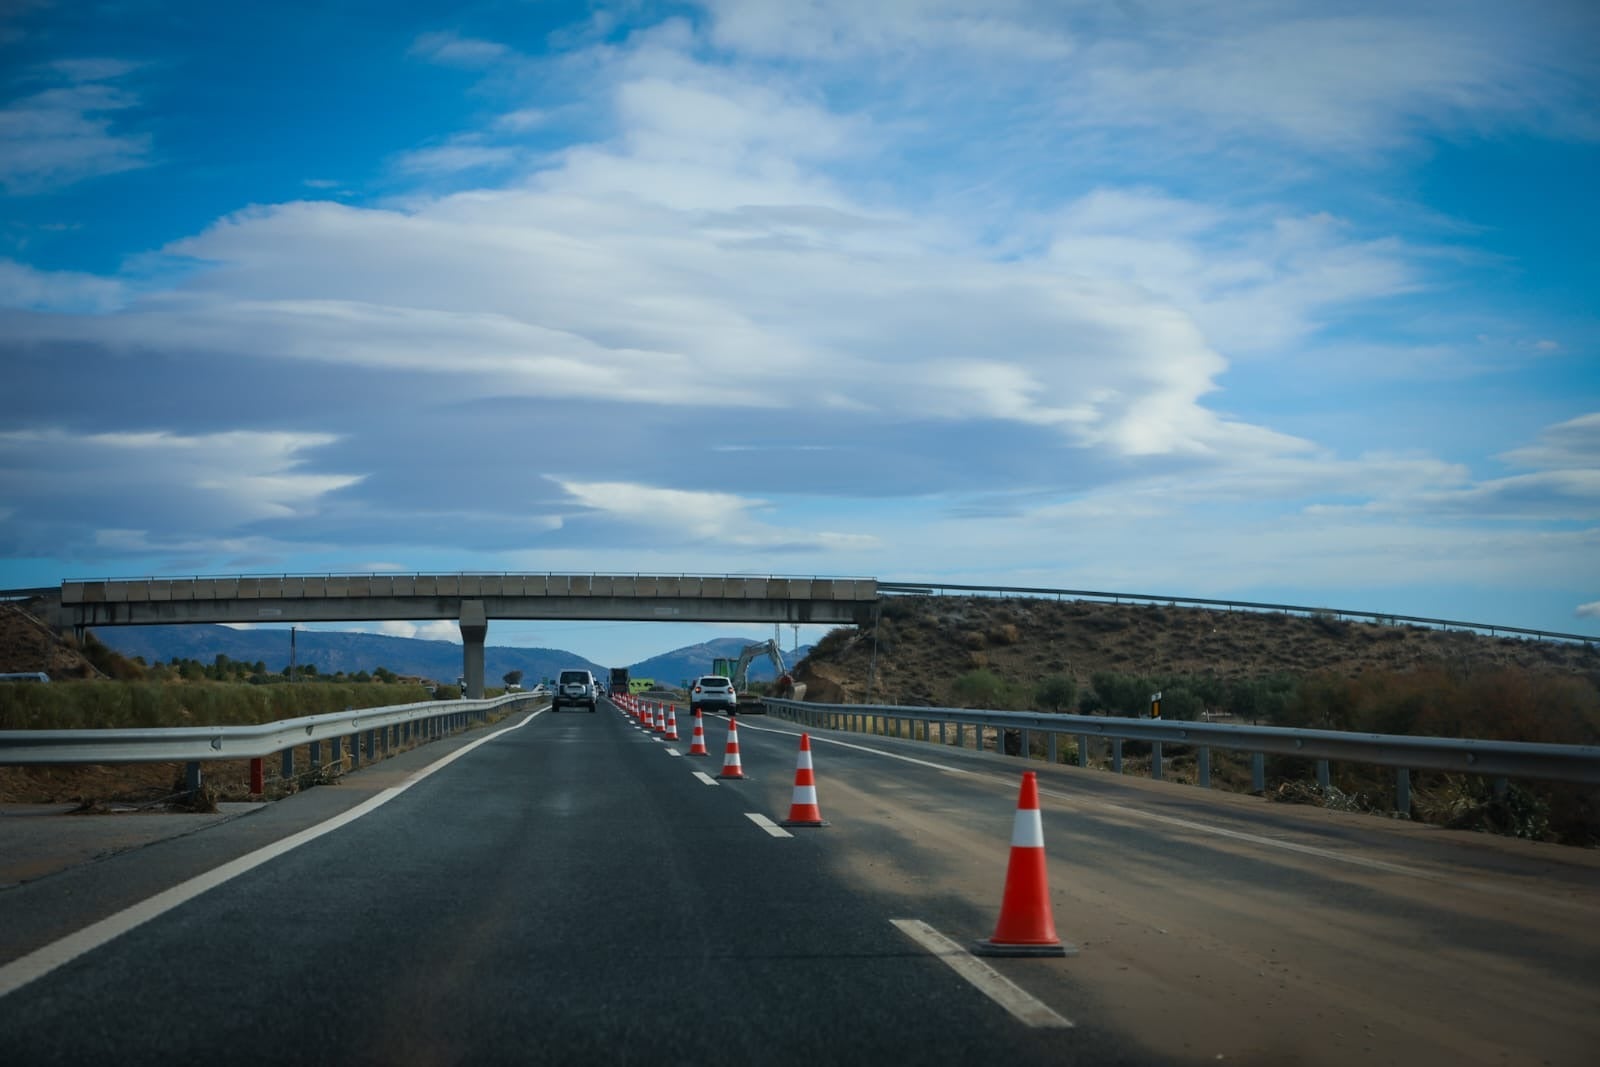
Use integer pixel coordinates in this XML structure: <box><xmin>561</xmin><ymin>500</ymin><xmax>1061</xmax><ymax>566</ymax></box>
<box><xmin>734</xmin><ymin>721</ymin><xmax>1454</xmax><ymax>885</ymax></box>
<box><xmin>692</xmin><ymin>771</ymin><xmax>719</xmax><ymax>786</ymax></box>
<box><xmin>745</xmin><ymin>813</ymin><xmax>793</xmax><ymax>838</ymax></box>
<box><xmin>665</xmin><ymin>748</ymin><xmax>682</xmax><ymax>758</ymax></box>
<box><xmin>891</xmin><ymin>919</ymin><xmax>1073</xmax><ymax>1029</ymax></box>
<box><xmin>0</xmin><ymin>709</ymin><xmax>546</xmax><ymax>1002</ymax></box>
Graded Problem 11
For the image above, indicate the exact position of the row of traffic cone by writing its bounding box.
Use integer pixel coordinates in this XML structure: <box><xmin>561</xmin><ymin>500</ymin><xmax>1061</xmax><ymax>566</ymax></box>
<box><xmin>614</xmin><ymin>692</ymin><xmax>1070</xmax><ymax>956</ymax></box>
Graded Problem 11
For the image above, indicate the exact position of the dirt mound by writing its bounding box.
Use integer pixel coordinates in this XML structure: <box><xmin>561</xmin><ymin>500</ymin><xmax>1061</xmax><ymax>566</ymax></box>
<box><xmin>0</xmin><ymin>601</ymin><xmax>100</xmax><ymax>679</ymax></box>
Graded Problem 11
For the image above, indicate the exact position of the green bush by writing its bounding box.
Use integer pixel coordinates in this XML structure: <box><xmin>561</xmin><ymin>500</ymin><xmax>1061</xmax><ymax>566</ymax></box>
<box><xmin>1034</xmin><ymin>674</ymin><xmax>1077</xmax><ymax>712</ymax></box>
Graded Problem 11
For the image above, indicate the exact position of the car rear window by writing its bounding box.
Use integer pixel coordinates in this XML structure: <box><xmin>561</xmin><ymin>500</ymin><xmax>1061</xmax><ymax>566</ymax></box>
<box><xmin>698</xmin><ymin>676</ymin><xmax>730</xmax><ymax>687</ymax></box>
<box><xmin>560</xmin><ymin>671</ymin><xmax>588</xmax><ymax>684</ymax></box>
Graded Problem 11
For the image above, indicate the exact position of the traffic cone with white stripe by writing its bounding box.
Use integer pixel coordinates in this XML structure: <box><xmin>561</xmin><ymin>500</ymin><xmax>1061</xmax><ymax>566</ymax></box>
<box><xmin>716</xmin><ymin>717</ymin><xmax>746</xmax><ymax>779</ymax></box>
<box><xmin>652</xmin><ymin>704</ymin><xmax>664</xmax><ymax>733</ymax></box>
<box><xmin>974</xmin><ymin>771</ymin><xmax>1075</xmax><ymax>957</ymax></box>
<box><xmin>687</xmin><ymin>708</ymin><xmax>710</xmax><ymax>756</ymax></box>
<box><xmin>780</xmin><ymin>733</ymin><xmax>828</xmax><ymax>827</ymax></box>
<box><xmin>664</xmin><ymin>705</ymin><xmax>680</xmax><ymax>741</ymax></box>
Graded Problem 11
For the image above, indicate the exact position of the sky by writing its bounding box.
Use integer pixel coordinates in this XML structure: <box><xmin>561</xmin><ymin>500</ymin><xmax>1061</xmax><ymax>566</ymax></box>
<box><xmin>1</xmin><ymin>0</ymin><xmax>1597</xmax><ymax>666</ymax></box>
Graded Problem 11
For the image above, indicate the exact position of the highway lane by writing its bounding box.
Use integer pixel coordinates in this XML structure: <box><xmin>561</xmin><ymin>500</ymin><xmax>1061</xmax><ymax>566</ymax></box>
<box><xmin>717</xmin><ymin>710</ymin><xmax>1600</xmax><ymax>1066</ymax></box>
<box><xmin>0</xmin><ymin>703</ymin><xmax>1152</xmax><ymax>1066</ymax></box>
<box><xmin>4</xmin><ymin>698</ymin><xmax>1596</xmax><ymax>1065</ymax></box>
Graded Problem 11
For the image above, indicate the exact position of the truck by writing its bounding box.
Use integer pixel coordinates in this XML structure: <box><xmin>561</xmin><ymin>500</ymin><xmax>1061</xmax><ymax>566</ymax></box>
<box><xmin>610</xmin><ymin>667</ymin><xmax>630</xmax><ymax>696</ymax></box>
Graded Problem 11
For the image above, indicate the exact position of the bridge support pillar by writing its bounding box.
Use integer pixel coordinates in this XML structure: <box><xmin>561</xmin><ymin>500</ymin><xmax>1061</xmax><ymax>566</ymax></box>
<box><xmin>459</xmin><ymin>600</ymin><xmax>487</xmax><ymax>699</ymax></box>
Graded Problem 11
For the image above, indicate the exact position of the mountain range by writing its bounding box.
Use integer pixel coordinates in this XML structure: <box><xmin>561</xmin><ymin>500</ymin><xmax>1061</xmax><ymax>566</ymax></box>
<box><xmin>92</xmin><ymin>624</ymin><xmax>812</xmax><ymax>688</ymax></box>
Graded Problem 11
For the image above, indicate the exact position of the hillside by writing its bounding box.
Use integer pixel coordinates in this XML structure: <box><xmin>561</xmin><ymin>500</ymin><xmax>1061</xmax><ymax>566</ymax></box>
<box><xmin>793</xmin><ymin>595</ymin><xmax>1600</xmax><ymax>708</ymax></box>
<box><xmin>0</xmin><ymin>606</ymin><xmax>808</xmax><ymax>690</ymax></box>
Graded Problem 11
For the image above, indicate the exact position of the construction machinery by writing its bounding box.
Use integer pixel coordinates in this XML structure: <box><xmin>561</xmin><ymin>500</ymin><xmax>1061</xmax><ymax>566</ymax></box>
<box><xmin>714</xmin><ymin>640</ymin><xmax>806</xmax><ymax>706</ymax></box>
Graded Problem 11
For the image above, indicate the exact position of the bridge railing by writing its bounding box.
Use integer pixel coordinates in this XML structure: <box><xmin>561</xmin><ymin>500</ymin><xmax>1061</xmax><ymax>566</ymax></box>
<box><xmin>0</xmin><ymin>693</ymin><xmax>543</xmax><ymax>795</ymax></box>
<box><xmin>761</xmin><ymin>698</ymin><xmax>1600</xmax><ymax>816</ymax></box>
<box><xmin>57</xmin><ymin>572</ymin><xmax>880</xmax><ymax>603</ymax></box>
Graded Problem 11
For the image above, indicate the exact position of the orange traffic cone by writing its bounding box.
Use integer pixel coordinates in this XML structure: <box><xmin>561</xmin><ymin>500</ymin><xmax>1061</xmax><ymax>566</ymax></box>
<box><xmin>687</xmin><ymin>708</ymin><xmax>710</xmax><ymax>756</ymax></box>
<box><xmin>780</xmin><ymin>733</ymin><xmax>828</xmax><ymax>827</ymax></box>
<box><xmin>974</xmin><ymin>772</ymin><xmax>1075</xmax><ymax>957</ymax></box>
<box><xmin>716</xmin><ymin>717</ymin><xmax>746</xmax><ymax>779</ymax></box>
<box><xmin>664</xmin><ymin>705</ymin><xmax>680</xmax><ymax>741</ymax></box>
<box><xmin>652</xmin><ymin>704</ymin><xmax>664</xmax><ymax>733</ymax></box>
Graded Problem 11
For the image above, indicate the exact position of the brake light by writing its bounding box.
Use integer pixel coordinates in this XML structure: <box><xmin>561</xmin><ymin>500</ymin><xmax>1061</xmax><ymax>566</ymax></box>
<box><xmin>693</xmin><ymin>685</ymin><xmax>702</xmax><ymax>693</ymax></box>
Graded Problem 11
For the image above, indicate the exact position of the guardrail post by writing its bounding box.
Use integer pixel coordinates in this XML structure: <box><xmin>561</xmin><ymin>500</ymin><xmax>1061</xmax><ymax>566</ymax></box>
<box><xmin>1020</xmin><ymin>728</ymin><xmax>1031</xmax><ymax>759</ymax></box>
<box><xmin>309</xmin><ymin>739</ymin><xmax>322</xmax><ymax>769</ymax></box>
<box><xmin>938</xmin><ymin>721</ymin><xmax>946</xmax><ymax>745</ymax></box>
<box><xmin>185</xmin><ymin>761</ymin><xmax>202</xmax><ymax>795</ymax></box>
<box><xmin>1198</xmin><ymin>746</ymin><xmax>1211</xmax><ymax>788</ymax></box>
<box><xmin>1493</xmin><ymin>776</ymin><xmax>1509</xmax><ymax>798</ymax></box>
<box><xmin>282</xmin><ymin>747</ymin><xmax>294</xmax><ymax>779</ymax></box>
<box><xmin>1396</xmin><ymin>768</ymin><xmax>1412</xmax><ymax>816</ymax></box>
<box><xmin>332</xmin><ymin>735</ymin><xmax>344</xmax><ymax>771</ymax></box>
<box><xmin>1251</xmin><ymin>752</ymin><xmax>1265</xmax><ymax>793</ymax></box>
<box><xmin>350</xmin><ymin>734</ymin><xmax>360</xmax><ymax>770</ymax></box>
<box><xmin>1150</xmin><ymin>740</ymin><xmax>1162</xmax><ymax>780</ymax></box>
<box><xmin>1078</xmin><ymin>735</ymin><xmax>1089</xmax><ymax>768</ymax></box>
<box><xmin>1316</xmin><ymin>759</ymin><xmax>1331</xmax><ymax>794</ymax></box>
<box><xmin>1112</xmin><ymin>739</ymin><xmax>1123</xmax><ymax>773</ymax></box>
<box><xmin>1048</xmin><ymin>732</ymin><xmax>1058</xmax><ymax>763</ymax></box>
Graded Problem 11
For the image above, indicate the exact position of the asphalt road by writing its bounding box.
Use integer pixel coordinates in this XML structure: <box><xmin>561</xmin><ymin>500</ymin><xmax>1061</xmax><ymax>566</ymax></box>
<box><xmin>2</xmin><ymin>699</ymin><xmax>1597</xmax><ymax>1066</ymax></box>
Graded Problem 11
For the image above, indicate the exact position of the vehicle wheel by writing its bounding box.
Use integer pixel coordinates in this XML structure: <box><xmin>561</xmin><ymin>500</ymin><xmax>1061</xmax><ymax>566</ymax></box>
<box><xmin>552</xmin><ymin>706</ymin><xmax>560</xmax><ymax>713</ymax></box>
<box><xmin>589</xmin><ymin>702</ymin><xmax>596</xmax><ymax>713</ymax></box>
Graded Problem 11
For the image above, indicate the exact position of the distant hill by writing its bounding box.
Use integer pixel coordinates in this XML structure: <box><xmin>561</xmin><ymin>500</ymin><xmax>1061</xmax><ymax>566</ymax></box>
<box><xmin>92</xmin><ymin>624</ymin><xmax>606</xmax><ymax>685</ymax></box>
<box><xmin>86</xmin><ymin>624</ymin><xmax>810</xmax><ymax>688</ymax></box>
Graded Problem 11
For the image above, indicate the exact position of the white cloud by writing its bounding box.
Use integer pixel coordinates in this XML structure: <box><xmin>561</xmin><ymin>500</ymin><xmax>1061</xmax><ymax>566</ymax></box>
<box><xmin>0</xmin><ymin>63</ymin><xmax>150</xmax><ymax>193</ymax></box>
<box><xmin>370</xmin><ymin>620</ymin><xmax>462</xmax><ymax>642</ymax></box>
<box><xmin>410</xmin><ymin>32</ymin><xmax>515</xmax><ymax>69</ymax></box>
<box><xmin>396</xmin><ymin>142</ymin><xmax>519</xmax><ymax>174</ymax></box>
<box><xmin>1578</xmin><ymin>602</ymin><xmax>1600</xmax><ymax>620</ymax></box>
<box><xmin>0</xmin><ymin>257</ymin><xmax>126</xmax><ymax>313</ymax></box>
<box><xmin>557</xmin><ymin>479</ymin><xmax>879</xmax><ymax>551</ymax></box>
<box><xmin>0</xmin><ymin>429</ymin><xmax>361</xmax><ymax>540</ymax></box>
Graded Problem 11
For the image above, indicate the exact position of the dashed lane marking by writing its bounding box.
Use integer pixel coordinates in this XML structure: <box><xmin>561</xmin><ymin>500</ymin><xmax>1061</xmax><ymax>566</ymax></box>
<box><xmin>891</xmin><ymin>919</ymin><xmax>1073</xmax><ymax>1029</ymax></box>
<box><xmin>692</xmin><ymin>771</ymin><xmax>720</xmax><ymax>786</ymax></box>
<box><xmin>745</xmin><ymin>813</ymin><xmax>793</xmax><ymax>838</ymax></box>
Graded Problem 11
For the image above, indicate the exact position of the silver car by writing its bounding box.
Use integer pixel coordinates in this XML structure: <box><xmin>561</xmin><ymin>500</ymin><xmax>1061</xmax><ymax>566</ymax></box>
<box><xmin>552</xmin><ymin>669</ymin><xmax>597</xmax><ymax>713</ymax></box>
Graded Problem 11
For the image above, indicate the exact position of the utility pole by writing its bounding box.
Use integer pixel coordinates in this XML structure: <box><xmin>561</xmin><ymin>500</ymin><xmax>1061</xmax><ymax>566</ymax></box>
<box><xmin>290</xmin><ymin>626</ymin><xmax>297</xmax><ymax>683</ymax></box>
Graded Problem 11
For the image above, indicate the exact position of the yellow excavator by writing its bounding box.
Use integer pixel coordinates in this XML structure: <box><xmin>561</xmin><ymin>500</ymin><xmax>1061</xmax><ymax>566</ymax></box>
<box><xmin>713</xmin><ymin>639</ymin><xmax>807</xmax><ymax>711</ymax></box>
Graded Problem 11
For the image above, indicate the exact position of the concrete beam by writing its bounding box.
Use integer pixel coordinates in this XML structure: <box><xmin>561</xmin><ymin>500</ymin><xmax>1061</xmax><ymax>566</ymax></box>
<box><xmin>460</xmin><ymin>599</ymin><xmax>487</xmax><ymax>699</ymax></box>
<box><xmin>62</xmin><ymin>595</ymin><xmax>871</xmax><ymax>627</ymax></box>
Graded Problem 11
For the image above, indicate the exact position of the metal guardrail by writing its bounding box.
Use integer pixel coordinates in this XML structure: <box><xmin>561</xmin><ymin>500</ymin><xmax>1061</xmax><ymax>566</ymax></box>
<box><xmin>877</xmin><ymin>581</ymin><xmax>1600</xmax><ymax>644</ymax></box>
<box><xmin>761</xmin><ymin>698</ymin><xmax>1600</xmax><ymax>815</ymax></box>
<box><xmin>0</xmin><ymin>693</ymin><xmax>543</xmax><ymax>793</ymax></box>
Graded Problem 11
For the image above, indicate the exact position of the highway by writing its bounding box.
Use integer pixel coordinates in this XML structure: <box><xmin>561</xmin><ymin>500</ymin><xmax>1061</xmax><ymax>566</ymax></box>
<box><xmin>2</xmin><ymin>699</ymin><xmax>1597</xmax><ymax>1066</ymax></box>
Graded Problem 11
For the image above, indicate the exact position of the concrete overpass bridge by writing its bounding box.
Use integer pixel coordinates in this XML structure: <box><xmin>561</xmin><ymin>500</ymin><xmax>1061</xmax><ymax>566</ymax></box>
<box><xmin>39</xmin><ymin>574</ymin><xmax>878</xmax><ymax>697</ymax></box>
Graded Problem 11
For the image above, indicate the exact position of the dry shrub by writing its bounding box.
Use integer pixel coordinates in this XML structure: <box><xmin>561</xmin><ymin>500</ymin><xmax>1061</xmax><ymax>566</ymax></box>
<box><xmin>990</xmin><ymin>623</ymin><xmax>1021</xmax><ymax>645</ymax></box>
<box><xmin>967</xmin><ymin>651</ymin><xmax>989</xmax><ymax>669</ymax></box>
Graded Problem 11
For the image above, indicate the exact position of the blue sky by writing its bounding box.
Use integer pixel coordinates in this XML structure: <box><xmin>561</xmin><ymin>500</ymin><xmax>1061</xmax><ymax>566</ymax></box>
<box><xmin>2</xmin><ymin>0</ymin><xmax>1597</xmax><ymax>666</ymax></box>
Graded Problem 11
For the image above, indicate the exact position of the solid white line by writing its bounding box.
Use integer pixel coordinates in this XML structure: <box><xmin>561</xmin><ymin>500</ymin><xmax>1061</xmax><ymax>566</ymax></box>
<box><xmin>745</xmin><ymin>813</ymin><xmax>793</xmax><ymax>838</ymax></box>
<box><xmin>692</xmin><ymin>771</ymin><xmax>719</xmax><ymax>786</ymax></box>
<box><xmin>891</xmin><ymin>919</ymin><xmax>1073</xmax><ymax>1029</ymax></box>
<box><xmin>0</xmin><ymin>708</ymin><xmax>546</xmax><ymax>1002</ymax></box>
<box><xmin>737</xmin><ymin>721</ymin><xmax>1445</xmax><ymax>883</ymax></box>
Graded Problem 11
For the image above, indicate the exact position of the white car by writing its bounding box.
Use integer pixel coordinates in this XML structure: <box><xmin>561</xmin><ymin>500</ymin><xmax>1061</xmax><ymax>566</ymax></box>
<box><xmin>690</xmin><ymin>675</ymin><xmax>738</xmax><ymax>715</ymax></box>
